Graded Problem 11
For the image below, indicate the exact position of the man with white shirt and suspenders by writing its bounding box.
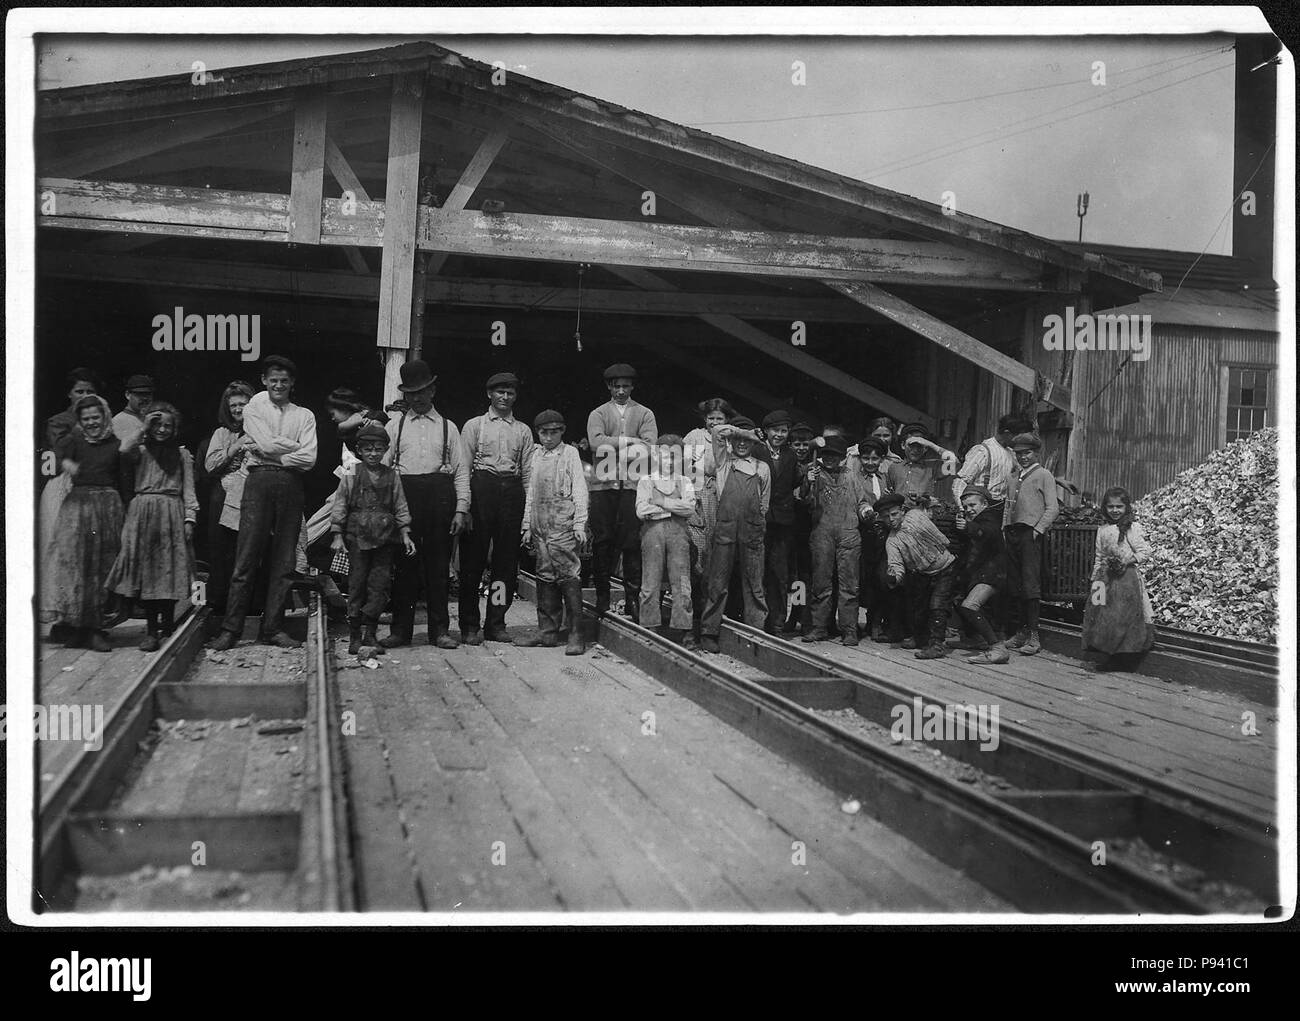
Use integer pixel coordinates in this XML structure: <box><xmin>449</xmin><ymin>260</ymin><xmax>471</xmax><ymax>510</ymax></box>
<box><xmin>379</xmin><ymin>359</ymin><xmax>471</xmax><ymax>650</ymax></box>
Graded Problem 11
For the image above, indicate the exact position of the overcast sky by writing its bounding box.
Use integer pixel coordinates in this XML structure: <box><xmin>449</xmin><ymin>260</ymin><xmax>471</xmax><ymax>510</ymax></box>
<box><xmin>36</xmin><ymin>33</ymin><xmax>1248</xmax><ymax>253</ymax></box>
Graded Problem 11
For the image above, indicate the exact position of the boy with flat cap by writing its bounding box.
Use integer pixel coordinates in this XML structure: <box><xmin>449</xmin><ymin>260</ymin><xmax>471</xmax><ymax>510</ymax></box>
<box><xmin>587</xmin><ymin>363</ymin><xmax>657</xmax><ymax>621</ymax></box>
<box><xmin>329</xmin><ymin>423</ymin><xmax>415</xmax><ymax>654</ymax></box>
<box><xmin>113</xmin><ymin>374</ymin><xmax>155</xmax><ymax>447</ymax></box>
<box><xmin>699</xmin><ymin>417</ymin><xmax>769</xmax><ymax>653</ymax></box>
<box><xmin>460</xmin><ymin>371</ymin><xmax>534</xmax><ymax>643</ymax></box>
<box><xmin>877</xmin><ymin>491</ymin><xmax>959</xmax><ymax>659</ymax></box>
<box><xmin>800</xmin><ymin>433</ymin><xmax>874</xmax><ymax>645</ymax></box>
<box><xmin>1002</xmin><ymin>432</ymin><xmax>1059</xmax><ymax>656</ymax></box>
<box><xmin>516</xmin><ymin>409</ymin><xmax>589</xmax><ymax>655</ymax></box>
<box><xmin>380</xmin><ymin>359</ymin><xmax>471</xmax><ymax>650</ymax></box>
<box><xmin>757</xmin><ymin>409</ymin><xmax>800</xmax><ymax>635</ymax></box>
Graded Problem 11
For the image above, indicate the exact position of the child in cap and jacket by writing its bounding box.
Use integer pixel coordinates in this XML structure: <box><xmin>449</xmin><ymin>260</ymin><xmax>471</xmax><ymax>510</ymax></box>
<box><xmin>636</xmin><ymin>434</ymin><xmax>697</xmax><ymax>649</ymax></box>
<box><xmin>329</xmin><ymin>424</ymin><xmax>415</xmax><ymax>655</ymax></box>
<box><xmin>516</xmin><ymin>409</ymin><xmax>590</xmax><ymax>656</ymax></box>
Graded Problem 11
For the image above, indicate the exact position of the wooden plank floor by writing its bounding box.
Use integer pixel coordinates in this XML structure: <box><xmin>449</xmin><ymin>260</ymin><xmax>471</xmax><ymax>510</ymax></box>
<box><xmin>796</xmin><ymin>635</ymin><xmax>1278</xmax><ymax>821</ymax></box>
<box><xmin>336</xmin><ymin>601</ymin><xmax>1011</xmax><ymax>914</ymax></box>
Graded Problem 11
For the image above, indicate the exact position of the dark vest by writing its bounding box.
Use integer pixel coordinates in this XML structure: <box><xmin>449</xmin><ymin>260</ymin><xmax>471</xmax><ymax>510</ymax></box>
<box><xmin>346</xmin><ymin>465</ymin><xmax>401</xmax><ymax>550</ymax></box>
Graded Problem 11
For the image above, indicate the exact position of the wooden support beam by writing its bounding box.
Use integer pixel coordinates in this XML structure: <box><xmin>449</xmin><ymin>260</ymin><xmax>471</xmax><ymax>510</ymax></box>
<box><xmin>39</xmin><ymin>178</ymin><xmax>1052</xmax><ymax>289</ymax></box>
<box><xmin>377</xmin><ymin>73</ymin><xmax>424</xmax><ymax>404</ymax></box>
<box><xmin>832</xmin><ymin>280</ymin><xmax>1072</xmax><ymax>412</ymax></box>
<box><xmin>42</xmin><ymin>102</ymin><xmax>287</xmax><ymax>179</ymax></box>
<box><xmin>288</xmin><ymin>89</ymin><xmax>328</xmax><ymax>244</ymax></box>
<box><xmin>324</xmin><ymin>135</ymin><xmax>371</xmax><ymax>273</ymax></box>
<box><xmin>426</xmin><ymin>128</ymin><xmax>510</xmax><ymax>287</ymax></box>
<box><xmin>606</xmin><ymin>265</ymin><xmax>933</xmax><ymax>428</ymax></box>
<box><xmin>41</xmin><ymin>252</ymin><xmax>878</xmax><ymax>322</ymax></box>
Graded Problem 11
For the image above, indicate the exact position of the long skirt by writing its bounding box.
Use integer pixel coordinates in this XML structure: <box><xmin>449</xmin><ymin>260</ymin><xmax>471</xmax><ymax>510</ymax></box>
<box><xmin>106</xmin><ymin>493</ymin><xmax>194</xmax><ymax>601</ymax></box>
<box><xmin>1081</xmin><ymin>566</ymin><xmax>1155</xmax><ymax>655</ymax></box>
<box><xmin>49</xmin><ymin>485</ymin><xmax>124</xmax><ymax>628</ymax></box>
<box><xmin>38</xmin><ymin>472</ymin><xmax>73</xmax><ymax>620</ymax></box>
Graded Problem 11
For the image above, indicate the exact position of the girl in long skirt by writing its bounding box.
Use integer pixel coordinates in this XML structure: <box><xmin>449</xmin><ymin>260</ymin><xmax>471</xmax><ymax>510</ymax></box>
<box><xmin>106</xmin><ymin>403</ymin><xmax>198</xmax><ymax>652</ymax></box>
<box><xmin>40</xmin><ymin>368</ymin><xmax>104</xmax><ymax>630</ymax></box>
<box><xmin>1081</xmin><ymin>486</ymin><xmax>1156</xmax><ymax>671</ymax></box>
<box><xmin>49</xmin><ymin>395</ymin><xmax>124</xmax><ymax>651</ymax></box>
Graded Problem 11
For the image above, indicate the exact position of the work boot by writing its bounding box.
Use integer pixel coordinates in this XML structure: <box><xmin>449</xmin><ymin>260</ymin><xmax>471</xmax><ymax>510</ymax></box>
<box><xmin>158</xmin><ymin>604</ymin><xmax>175</xmax><ymax>639</ymax></box>
<box><xmin>914</xmin><ymin>644</ymin><xmax>948</xmax><ymax>660</ymax></box>
<box><xmin>801</xmin><ymin>629</ymin><xmax>828</xmax><ymax>643</ymax></box>
<box><xmin>680</xmin><ymin>631</ymin><xmax>700</xmax><ymax>652</ymax></box>
<box><xmin>462</xmin><ymin>628</ymin><xmax>484</xmax><ymax>646</ymax></box>
<box><xmin>209</xmin><ymin>630</ymin><xmax>237</xmax><ymax>652</ymax></box>
<box><xmin>433</xmin><ymin>631</ymin><xmax>461</xmax><ymax>650</ymax></box>
<box><xmin>362</xmin><ymin>621</ymin><xmax>382</xmax><ymax>652</ymax></box>
<box><xmin>893</xmin><ymin>637</ymin><xmax>919</xmax><ymax>650</ymax></box>
<box><xmin>379</xmin><ymin>629</ymin><xmax>410</xmax><ymax>649</ymax></box>
<box><xmin>517</xmin><ymin>581</ymin><xmax>562</xmax><ymax>647</ymax></box>
<box><xmin>561</xmin><ymin>580</ymin><xmax>586</xmax><ymax>655</ymax></box>
<box><xmin>624</xmin><ymin>586</ymin><xmax>640</xmax><ymax>624</ymax></box>
<box><xmin>484</xmin><ymin>626</ymin><xmax>512</xmax><ymax>643</ymax></box>
<box><xmin>841</xmin><ymin>627</ymin><xmax>859</xmax><ymax>647</ymax></box>
<box><xmin>1006</xmin><ymin>628</ymin><xmax>1030</xmax><ymax>651</ymax></box>
<box><xmin>347</xmin><ymin>617</ymin><xmax>363</xmax><ymax>656</ymax></box>
<box><xmin>968</xmin><ymin>643</ymin><xmax>1011</xmax><ymax>665</ymax></box>
<box><xmin>1017</xmin><ymin>630</ymin><xmax>1042</xmax><ymax>656</ymax></box>
<box><xmin>88</xmin><ymin>630</ymin><xmax>112</xmax><ymax>653</ymax></box>
<box><xmin>700</xmin><ymin>635</ymin><xmax>720</xmax><ymax>654</ymax></box>
<box><xmin>594</xmin><ymin>580</ymin><xmax>611</xmax><ymax>617</ymax></box>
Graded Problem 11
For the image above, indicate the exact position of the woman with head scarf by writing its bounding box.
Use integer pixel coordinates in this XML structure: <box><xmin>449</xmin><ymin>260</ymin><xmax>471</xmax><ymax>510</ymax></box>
<box><xmin>47</xmin><ymin>395</ymin><xmax>124</xmax><ymax>651</ymax></box>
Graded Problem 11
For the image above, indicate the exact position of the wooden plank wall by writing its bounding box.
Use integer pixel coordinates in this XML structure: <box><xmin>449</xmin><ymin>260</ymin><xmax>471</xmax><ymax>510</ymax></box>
<box><xmin>1071</xmin><ymin>326</ymin><xmax>1277</xmax><ymax>499</ymax></box>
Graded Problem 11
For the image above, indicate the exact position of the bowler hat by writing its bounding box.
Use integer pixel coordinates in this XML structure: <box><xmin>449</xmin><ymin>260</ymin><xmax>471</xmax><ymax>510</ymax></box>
<box><xmin>125</xmin><ymin>374</ymin><xmax>155</xmax><ymax>392</ymax></box>
<box><xmin>398</xmin><ymin>359</ymin><xmax>437</xmax><ymax>393</ymax></box>
<box><xmin>1009</xmin><ymin>432</ymin><xmax>1042</xmax><ymax>451</ymax></box>
<box><xmin>355</xmin><ymin>423</ymin><xmax>390</xmax><ymax>446</ymax></box>
<box><xmin>486</xmin><ymin>371</ymin><xmax>520</xmax><ymax>390</ymax></box>
<box><xmin>603</xmin><ymin>363</ymin><xmax>637</xmax><ymax>382</ymax></box>
<box><xmin>534</xmin><ymin>409</ymin><xmax>565</xmax><ymax>430</ymax></box>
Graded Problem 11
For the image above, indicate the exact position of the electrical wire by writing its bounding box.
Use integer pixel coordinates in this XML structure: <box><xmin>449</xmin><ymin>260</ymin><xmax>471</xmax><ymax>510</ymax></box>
<box><xmin>687</xmin><ymin>44</ymin><xmax>1229</xmax><ymax>127</ymax></box>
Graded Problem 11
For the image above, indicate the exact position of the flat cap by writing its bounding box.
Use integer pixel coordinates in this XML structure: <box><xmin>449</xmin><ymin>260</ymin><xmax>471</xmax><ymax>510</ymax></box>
<box><xmin>789</xmin><ymin>421</ymin><xmax>815</xmax><ymax>439</ymax></box>
<box><xmin>857</xmin><ymin>437</ymin><xmax>889</xmax><ymax>457</ymax></box>
<box><xmin>729</xmin><ymin>415</ymin><xmax>757</xmax><ymax>433</ymax></box>
<box><xmin>1009</xmin><ymin>432</ymin><xmax>1042</xmax><ymax>451</ymax></box>
<box><xmin>125</xmin><ymin>374</ymin><xmax>155</xmax><ymax>392</ymax></box>
<box><xmin>261</xmin><ymin>354</ymin><xmax>298</xmax><ymax>376</ymax></box>
<box><xmin>873</xmin><ymin>493</ymin><xmax>906</xmax><ymax>513</ymax></box>
<box><xmin>534</xmin><ymin>409</ymin><xmax>566</xmax><ymax>430</ymax></box>
<box><xmin>355</xmin><ymin>423</ymin><xmax>390</xmax><ymax>446</ymax></box>
<box><xmin>762</xmin><ymin>409</ymin><xmax>793</xmax><ymax>429</ymax></box>
<box><xmin>603</xmin><ymin>363</ymin><xmax>637</xmax><ymax>382</ymax></box>
<box><xmin>962</xmin><ymin>485</ymin><xmax>994</xmax><ymax>502</ymax></box>
<box><xmin>486</xmin><ymin>371</ymin><xmax>520</xmax><ymax>389</ymax></box>
<box><xmin>820</xmin><ymin>433</ymin><xmax>849</xmax><ymax>456</ymax></box>
<box><xmin>899</xmin><ymin>422</ymin><xmax>934</xmax><ymax>443</ymax></box>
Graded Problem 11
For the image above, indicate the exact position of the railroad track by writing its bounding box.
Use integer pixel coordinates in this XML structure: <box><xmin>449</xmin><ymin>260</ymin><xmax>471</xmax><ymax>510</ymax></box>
<box><xmin>533</xmin><ymin>575</ymin><xmax>1277</xmax><ymax>914</ymax></box>
<box><xmin>36</xmin><ymin>598</ymin><xmax>353</xmax><ymax>912</ymax></box>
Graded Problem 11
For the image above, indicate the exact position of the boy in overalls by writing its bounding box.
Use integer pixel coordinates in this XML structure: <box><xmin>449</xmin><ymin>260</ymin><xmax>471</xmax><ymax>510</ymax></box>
<box><xmin>699</xmin><ymin>417</ymin><xmax>770</xmax><ymax>654</ymax></box>
<box><xmin>801</xmin><ymin>433</ymin><xmax>873</xmax><ymax>645</ymax></box>
<box><xmin>516</xmin><ymin>410</ymin><xmax>589</xmax><ymax>655</ymax></box>
<box><xmin>330</xmin><ymin>424</ymin><xmax>416</xmax><ymax>654</ymax></box>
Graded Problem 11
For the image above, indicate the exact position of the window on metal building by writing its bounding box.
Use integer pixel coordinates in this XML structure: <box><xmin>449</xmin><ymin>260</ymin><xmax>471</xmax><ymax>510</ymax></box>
<box><xmin>1223</xmin><ymin>366</ymin><xmax>1272</xmax><ymax>443</ymax></box>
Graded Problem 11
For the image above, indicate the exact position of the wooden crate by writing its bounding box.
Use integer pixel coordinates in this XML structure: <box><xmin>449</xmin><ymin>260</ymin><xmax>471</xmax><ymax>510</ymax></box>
<box><xmin>1041</xmin><ymin>524</ymin><xmax>1098</xmax><ymax>602</ymax></box>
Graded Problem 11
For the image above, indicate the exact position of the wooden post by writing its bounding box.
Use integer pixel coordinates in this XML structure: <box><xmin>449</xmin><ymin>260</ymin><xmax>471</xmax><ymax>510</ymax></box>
<box><xmin>376</xmin><ymin>73</ymin><xmax>425</xmax><ymax>407</ymax></box>
<box><xmin>288</xmin><ymin>89</ymin><xmax>327</xmax><ymax>244</ymax></box>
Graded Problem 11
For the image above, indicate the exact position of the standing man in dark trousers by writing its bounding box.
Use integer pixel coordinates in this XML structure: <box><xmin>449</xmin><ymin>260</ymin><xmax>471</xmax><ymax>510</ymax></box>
<box><xmin>458</xmin><ymin>372</ymin><xmax>534</xmax><ymax>644</ymax></box>
<box><xmin>211</xmin><ymin>355</ymin><xmax>317</xmax><ymax>651</ymax></box>
<box><xmin>380</xmin><ymin>359</ymin><xmax>470</xmax><ymax>649</ymax></box>
<box><xmin>1002</xmin><ymin>433</ymin><xmax>1060</xmax><ymax>657</ymax></box>
<box><xmin>757</xmin><ymin>409</ymin><xmax>799</xmax><ymax>635</ymax></box>
<box><xmin>587</xmin><ymin>363</ymin><xmax>657</xmax><ymax>621</ymax></box>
